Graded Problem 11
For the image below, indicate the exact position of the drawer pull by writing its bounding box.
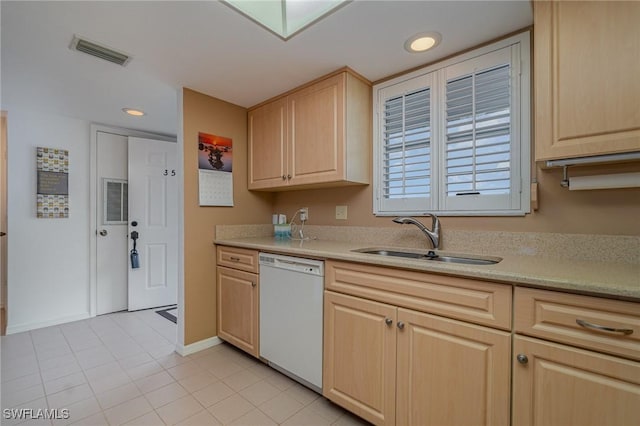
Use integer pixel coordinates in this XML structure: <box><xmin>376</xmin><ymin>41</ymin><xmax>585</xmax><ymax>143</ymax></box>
<box><xmin>576</xmin><ymin>319</ymin><xmax>633</xmax><ymax>336</ymax></box>
<box><xmin>229</xmin><ymin>256</ymin><xmax>241</xmax><ymax>262</ymax></box>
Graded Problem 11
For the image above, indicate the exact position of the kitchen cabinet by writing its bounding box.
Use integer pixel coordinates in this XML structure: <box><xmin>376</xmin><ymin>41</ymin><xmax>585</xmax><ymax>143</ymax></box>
<box><xmin>324</xmin><ymin>291</ymin><xmax>396</xmax><ymax>425</ymax></box>
<box><xmin>513</xmin><ymin>287</ymin><xmax>640</xmax><ymax>425</ymax></box>
<box><xmin>248</xmin><ymin>68</ymin><xmax>371</xmax><ymax>190</ymax></box>
<box><xmin>513</xmin><ymin>336</ymin><xmax>640</xmax><ymax>426</ymax></box>
<box><xmin>323</xmin><ymin>261</ymin><xmax>511</xmax><ymax>426</ymax></box>
<box><xmin>534</xmin><ymin>1</ymin><xmax>640</xmax><ymax>162</ymax></box>
<box><xmin>246</xmin><ymin>98</ymin><xmax>287</xmax><ymax>189</ymax></box>
<box><xmin>216</xmin><ymin>246</ymin><xmax>259</xmax><ymax>357</ymax></box>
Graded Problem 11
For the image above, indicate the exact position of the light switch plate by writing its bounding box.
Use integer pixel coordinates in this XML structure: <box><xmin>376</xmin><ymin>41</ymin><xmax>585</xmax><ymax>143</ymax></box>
<box><xmin>335</xmin><ymin>205</ymin><xmax>348</xmax><ymax>220</ymax></box>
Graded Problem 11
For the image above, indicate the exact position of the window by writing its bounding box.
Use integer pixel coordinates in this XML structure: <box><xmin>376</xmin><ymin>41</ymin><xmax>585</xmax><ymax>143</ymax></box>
<box><xmin>374</xmin><ymin>32</ymin><xmax>530</xmax><ymax>216</ymax></box>
<box><xmin>103</xmin><ymin>179</ymin><xmax>128</xmax><ymax>224</ymax></box>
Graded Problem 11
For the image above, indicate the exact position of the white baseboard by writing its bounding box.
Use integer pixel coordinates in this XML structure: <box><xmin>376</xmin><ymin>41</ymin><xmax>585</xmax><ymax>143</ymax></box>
<box><xmin>176</xmin><ymin>336</ymin><xmax>223</xmax><ymax>356</ymax></box>
<box><xmin>6</xmin><ymin>312</ymin><xmax>91</xmax><ymax>335</ymax></box>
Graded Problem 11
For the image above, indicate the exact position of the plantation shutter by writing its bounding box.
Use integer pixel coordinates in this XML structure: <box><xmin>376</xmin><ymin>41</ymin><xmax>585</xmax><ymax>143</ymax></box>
<box><xmin>441</xmin><ymin>47</ymin><xmax>518</xmax><ymax>211</ymax></box>
<box><xmin>374</xmin><ymin>38</ymin><xmax>529</xmax><ymax>216</ymax></box>
<box><xmin>377</xmin><ymin>75</ymin><xmax>433</xmax><ymax>213</ymax></box>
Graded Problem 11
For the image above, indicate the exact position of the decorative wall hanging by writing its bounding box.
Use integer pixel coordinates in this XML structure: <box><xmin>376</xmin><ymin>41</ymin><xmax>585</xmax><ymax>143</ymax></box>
<box><xmin>36</xmin><ymin>147</ymin><xmax>69</xmax><ymax>218</ymax></box>
<box><xmin>197</xmin><ymin>132</ymin><xmax>234</xmax><ymax>206</ymax></box>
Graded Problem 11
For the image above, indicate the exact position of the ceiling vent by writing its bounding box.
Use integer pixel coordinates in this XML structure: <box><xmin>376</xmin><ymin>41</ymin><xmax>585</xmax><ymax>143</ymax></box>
<box><xmin>69</xmin><ymin>35</ymin><xmax>131</xmax><ymax>66</ymax></box>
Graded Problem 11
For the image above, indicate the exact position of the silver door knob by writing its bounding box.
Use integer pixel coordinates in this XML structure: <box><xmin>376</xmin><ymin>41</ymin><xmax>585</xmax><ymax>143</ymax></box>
<box><xmin>397</xmin><ymin>321</ymin><xmax>405</xmax><ymax>330</ymax></box>
<box><xmin>517</xmin><ymin>354</ymin><xmax>529</xmax><ymax>365</ymax></box>
<box><xmin>99</xmin><ymin>229</ymin><xmax>108</xmax><ymax>236</ymax></box>
<box><xmin>385</xmin><ymin>318</ymin><xmax>393</xmax><ymax>326</ymax></box>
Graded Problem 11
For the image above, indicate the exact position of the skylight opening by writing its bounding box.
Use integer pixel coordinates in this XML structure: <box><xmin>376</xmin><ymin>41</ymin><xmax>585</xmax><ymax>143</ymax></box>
<box><xmin>223</xmin><ymin>0</ymin><xmax>349</xmax><ymax>40</ymax></box>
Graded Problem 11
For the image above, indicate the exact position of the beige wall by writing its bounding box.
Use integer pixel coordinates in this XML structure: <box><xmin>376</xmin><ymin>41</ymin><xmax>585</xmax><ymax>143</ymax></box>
<box><xmin>272</xmin><ymin>161</ymin><xmax>640</xmax><ymax>236</ymax></box>
<box><xmin>181</xmin><ymin>81</ymin><xmax>639</xmax><ymax>345</ymax></box>
<box><xmin>182</xmin><ymin>89</ymin><xmax>272</xmax><ymax>345</ymax></box>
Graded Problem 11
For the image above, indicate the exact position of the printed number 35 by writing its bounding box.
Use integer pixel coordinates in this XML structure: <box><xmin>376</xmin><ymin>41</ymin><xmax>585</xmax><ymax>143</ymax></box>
<box><xmin>163</xmin><ymin>169</ymin><xmax>176</xmax><ymax>176</ymax></box>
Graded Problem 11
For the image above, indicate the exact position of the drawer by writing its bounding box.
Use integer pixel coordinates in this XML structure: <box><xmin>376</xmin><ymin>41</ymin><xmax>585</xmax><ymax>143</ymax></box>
<box><xmin>325</xmin><ymin>260</ymin><xmax>512</xmax><ymax>330</ymax></box>
<box><xmin>515</xmin><ymin>287</ymin><xmax>640</xmax><ymax>361</ymax></box>
<box><xmin>217</xmin><ymin>246</ymin><xmax>259</xmax><ymax>273</ymax></box>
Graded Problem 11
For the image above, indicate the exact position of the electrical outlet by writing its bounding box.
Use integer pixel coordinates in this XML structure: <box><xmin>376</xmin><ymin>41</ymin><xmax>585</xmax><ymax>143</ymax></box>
<box><xmin>335</xmin><ymin>205</ymin><xmax>348</xmax><ymax>220</ymax></box>
<box><xmin>300</xmin><ymin>207</ymin><xmax>309</xmax><ymax>221</ymax></box>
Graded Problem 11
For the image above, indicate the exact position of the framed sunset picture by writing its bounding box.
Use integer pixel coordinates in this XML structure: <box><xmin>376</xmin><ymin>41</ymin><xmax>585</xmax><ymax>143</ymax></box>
<box><xmin>198</xmin><ymin>132</ymin><xmax>232</xmax><ymax>172</ymax></box>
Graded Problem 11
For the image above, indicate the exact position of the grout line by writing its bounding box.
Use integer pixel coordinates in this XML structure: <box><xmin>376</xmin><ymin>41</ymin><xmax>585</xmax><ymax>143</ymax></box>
<box><xmin>4</xmin><ymin>313</ymin><xmax>357</xmax><ymax>426</ymax></box>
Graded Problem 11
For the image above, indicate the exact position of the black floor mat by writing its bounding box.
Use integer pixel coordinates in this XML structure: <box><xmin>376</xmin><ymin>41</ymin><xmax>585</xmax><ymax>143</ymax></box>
<box><xmin>156</xmin><ymin>306</ymin><xmax>177</xmax><ymax>323</ymax></box>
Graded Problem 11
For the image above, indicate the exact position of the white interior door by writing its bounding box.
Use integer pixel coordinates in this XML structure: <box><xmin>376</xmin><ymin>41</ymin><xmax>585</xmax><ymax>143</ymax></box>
<box><xmin>128</xmin><ymin>137</ymin><xmax>178</xmax><ymax>311</ymax></box>
<box><xmin>96</xmin><ymin>131</ymin><xmax>128</xmax><ymax>315</ymax></box>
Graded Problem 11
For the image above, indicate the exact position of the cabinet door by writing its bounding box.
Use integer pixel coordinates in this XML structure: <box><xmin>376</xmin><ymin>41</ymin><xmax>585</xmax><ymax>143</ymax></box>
<box><xmin>216</xmin><ymin>266</ymin><xmax>259</xmax><ymax>357</ymax></box>
<box><xmin>534</xmin><ymin>1</ymin><xmax>640</xmax><ymax>161</ymax></box>
<box><xmin>288</xmin><ymin>73</ymin><xmax>345</xmax><ymax>186</ymax></box>
<box><xmin>248</xmin><ymin>98</ymin><xmax>287</xmax><ymax>189</ymax></box>
<box><xmin>513</xmin><ymin>335</ymin><xmax>640</xmax><ymax>426</ymax></box>
<box><xmin>323</xmin><ymin>291</ymin><xmax>396</xmax><ymax>426</ymax></box>
<box><xmin>396</xmin><ymin>308</ymin><xmax>510</xmax><ymax>426</ymax></box>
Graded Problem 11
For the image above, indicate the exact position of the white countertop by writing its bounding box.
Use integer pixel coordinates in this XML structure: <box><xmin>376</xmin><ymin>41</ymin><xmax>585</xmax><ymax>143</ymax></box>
<box><xmin>215</xmin><ymin>236</ymin><xmax>640</xmax><ymax>301</ymax></box>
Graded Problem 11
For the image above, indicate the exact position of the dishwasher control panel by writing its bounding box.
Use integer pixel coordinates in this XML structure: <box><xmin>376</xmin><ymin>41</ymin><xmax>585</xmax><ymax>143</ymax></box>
<box><xmin>259</xmin><ymin>253</ymin><xmax>324</xmax><ymax>276</ymax></box>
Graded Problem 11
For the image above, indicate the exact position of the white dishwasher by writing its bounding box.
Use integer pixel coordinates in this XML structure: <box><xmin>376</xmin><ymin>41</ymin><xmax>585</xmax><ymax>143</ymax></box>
<box><xmin>259</xmin><ymin>252</ymin><xmax>324</xmax><ymax>393</ymax></box>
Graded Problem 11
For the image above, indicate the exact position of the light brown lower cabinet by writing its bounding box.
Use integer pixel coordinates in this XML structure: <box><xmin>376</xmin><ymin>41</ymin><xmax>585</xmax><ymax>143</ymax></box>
<box><xmin>513</xmin><ymin>335</ymin><xmax>640</xmax><ymax>426</ymax></box>
<box><xmin>216</xmin><ymin>265</ymin><xmax>259</xmax><ymax>357</ymax></box>
<box><xmin>324</xmin><ymin>290</ymin><xmax>511</xmax><ymax>426</ymax></box>
<box><xmin>323</xmin><ymin>291</ymin><xmax>397</xmax><ymax>425</ymax></box>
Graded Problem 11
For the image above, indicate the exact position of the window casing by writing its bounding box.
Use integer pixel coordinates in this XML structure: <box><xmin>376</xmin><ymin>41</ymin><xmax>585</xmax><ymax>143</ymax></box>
<box><xmin>373</xmin><ymin>32</ymin><xmax>530</xmax><ymax>216</ymax></box>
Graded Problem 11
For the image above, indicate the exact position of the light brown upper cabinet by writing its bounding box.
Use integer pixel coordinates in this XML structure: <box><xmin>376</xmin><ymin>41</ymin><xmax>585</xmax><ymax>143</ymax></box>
<box><xmin>534</xmin><ymin>1</ymin><xmax>640</xmax><ymax>162</ymax></box>
<box><xmin>248</xmin><ymin>68</ymin><xmax>371</xmax><ymax>190</ymax></box>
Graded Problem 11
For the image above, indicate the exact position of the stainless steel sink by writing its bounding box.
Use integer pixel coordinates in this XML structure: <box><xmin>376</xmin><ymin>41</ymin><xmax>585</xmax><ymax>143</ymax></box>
<box><xmin>352</xmin><ymin>248</ymin><xmax>501</xmax><ymax>265</ymax></box>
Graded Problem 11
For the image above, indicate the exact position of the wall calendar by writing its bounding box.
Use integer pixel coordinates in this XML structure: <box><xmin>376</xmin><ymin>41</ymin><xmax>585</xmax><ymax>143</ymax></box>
<box><xmin>197</xmin><ymin>132</ymin><xmax>233</xmax><ymax>206</ymax></box>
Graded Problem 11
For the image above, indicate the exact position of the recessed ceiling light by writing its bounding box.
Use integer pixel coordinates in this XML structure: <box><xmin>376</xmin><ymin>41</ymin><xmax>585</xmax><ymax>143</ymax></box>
<box><xmin>405</xmin><ymin>32</ymin><xmax>442</xmax><ymax>53</ymax></box>
<box><xmin>122</xmin><ymin>108</ymin><xmax>145</xmax><ymax>117</ymax></box>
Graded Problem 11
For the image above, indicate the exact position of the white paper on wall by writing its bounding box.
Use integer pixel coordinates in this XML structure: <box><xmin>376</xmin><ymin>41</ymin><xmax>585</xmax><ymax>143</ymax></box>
<box><xmin>199</xmin><ymin>169</ymin><xmax>233</xmax><ymax>206</ymax></box>
<box><xmin>197</xmin><ymin>132</ymin><xmax>234</xmax><ymax>206</ymax></box>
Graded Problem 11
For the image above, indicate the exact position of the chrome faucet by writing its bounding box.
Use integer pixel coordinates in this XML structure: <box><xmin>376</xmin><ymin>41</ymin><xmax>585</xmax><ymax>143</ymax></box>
<box><xmin>393</xmin><ymin>215</ymin><xmax>441</xmax><ymax>250</ymax></box>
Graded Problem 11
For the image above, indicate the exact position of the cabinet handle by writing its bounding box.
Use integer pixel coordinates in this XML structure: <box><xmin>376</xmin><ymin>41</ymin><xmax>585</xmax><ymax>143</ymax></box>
<box><xmin>287</xmin><ymin>174</ymin><xmax>292</xmax><ymax>180</ymax></box>
<box><xmin>576</xmin><ymin>319</ymin><xmax>633</xmax><ymax>336</ymax></box>
<box><xmin>229</xmin><ymin>256</ymin><xmax>240</xmax><ymax>262</ymax></box>
<box><xmin>397</xmin><ymin>321</ymin><xmax>405</xmax><ymax>330</ymax></box>
<box><xmin>385</xmin><ymin>318</ymin><xmax>393</xmax><ymax>326</ymax></box>
<box><xmin>516</xmin><ymin>354</ymin><xmax>528</xmax><ymax>365</ymax></box>
<box><xmin>282</xmin><ymin>175</ymin><xmax>286</xmax><ymax>180</ymax></box>
<box><xmin>251</xmin><ymin>282</ymin><xmax>256</xmax><ymax>287</ymax></box>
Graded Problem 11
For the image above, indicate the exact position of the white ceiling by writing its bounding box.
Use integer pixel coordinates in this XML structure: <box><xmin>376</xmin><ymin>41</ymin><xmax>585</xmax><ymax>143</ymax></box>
<box><xmin>1</xmin><ymin>1</ymin><xmax>532</xmax><ymax>136</ymax></box>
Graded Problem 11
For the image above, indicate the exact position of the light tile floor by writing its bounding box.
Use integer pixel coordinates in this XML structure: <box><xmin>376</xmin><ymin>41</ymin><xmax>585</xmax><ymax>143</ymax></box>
<box><xmin>1</xmin><ymin>309</ymin><xmax>368</xmax><ymax>425</ymax></box>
